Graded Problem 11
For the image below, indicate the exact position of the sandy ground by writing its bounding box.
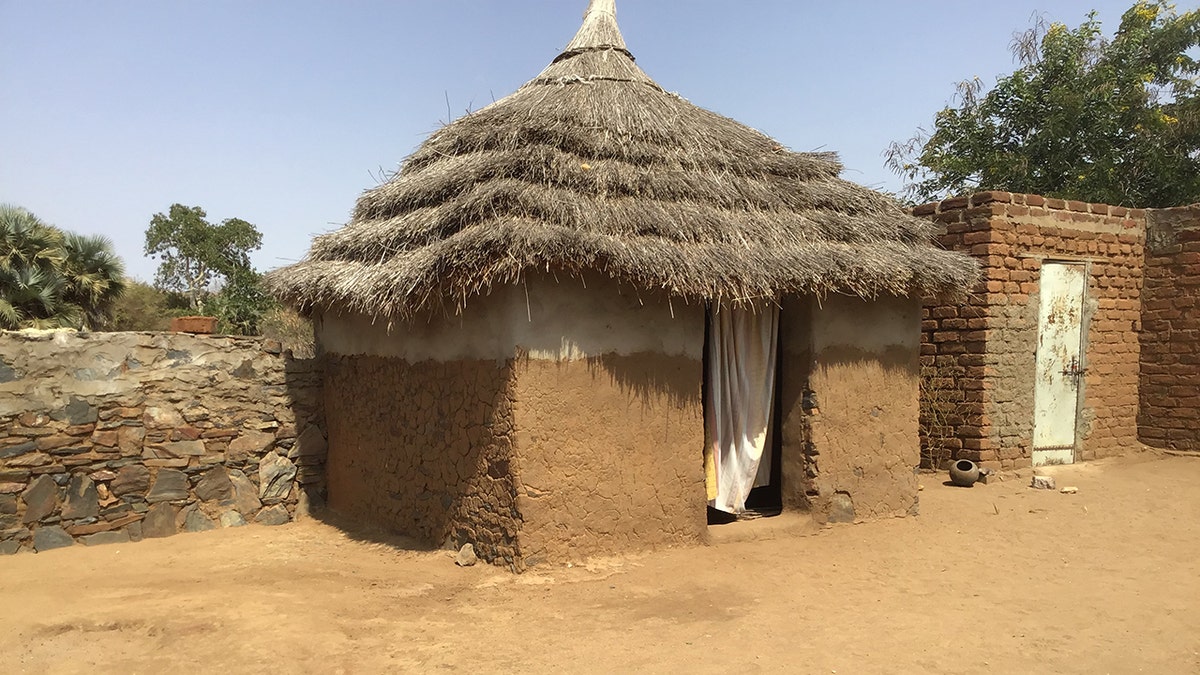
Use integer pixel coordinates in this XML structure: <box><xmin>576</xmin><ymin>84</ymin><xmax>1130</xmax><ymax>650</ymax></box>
<box><xmin>1</xmin><ymin>451</ymin><xmax>1198</xmax><ymax>674</ymax></box>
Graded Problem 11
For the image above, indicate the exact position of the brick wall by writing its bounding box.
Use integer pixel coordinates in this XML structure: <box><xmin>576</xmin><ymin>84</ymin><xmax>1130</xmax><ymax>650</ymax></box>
<box><xmin>916</xmin><ymin>192</ymin><xmax>1145</xmax><ymax>469</ymax></box>
<box><xmin>1139</xmin><ymin>205</ymin><xmax>1200</xmax><ymax>451</ymax></box>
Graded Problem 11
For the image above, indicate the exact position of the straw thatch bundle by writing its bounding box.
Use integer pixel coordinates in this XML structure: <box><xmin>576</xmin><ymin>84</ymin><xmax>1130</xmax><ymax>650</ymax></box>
<box><xmin>267</xmin><ymin>0</ymin><xmax>977</xmax><ymax>320</ymax></box>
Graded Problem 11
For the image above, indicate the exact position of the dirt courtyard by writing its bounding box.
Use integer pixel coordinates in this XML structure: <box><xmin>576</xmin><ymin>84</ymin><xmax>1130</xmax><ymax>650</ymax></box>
<box><xmin>1</xmin><ymin>452</ymin><xmax>1197</xmax><ymax>674</ymax></box>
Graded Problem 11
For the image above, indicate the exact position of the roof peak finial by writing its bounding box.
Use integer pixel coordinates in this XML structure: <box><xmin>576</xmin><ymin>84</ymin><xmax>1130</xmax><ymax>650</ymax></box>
<box><xmin>584</xmin><ymin>0</ymin><xmax>616</xmax><ymax>17</ymax></box>
<box><xmin>564</xmin><ymin>0</ymin><xmax>627</xmax><ymax>53</ymax></box>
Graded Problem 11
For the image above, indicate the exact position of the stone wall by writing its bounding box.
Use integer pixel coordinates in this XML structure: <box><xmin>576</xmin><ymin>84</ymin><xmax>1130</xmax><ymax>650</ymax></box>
<box><xmin>916</xmin><ymin>192</ymin><xmax>1145</xmax><ymax>469</ymax></box>
<box><xmin>1140</xmin><ymin>205</ymin><xmax>1200</xmax><ymax>451</ymax></box>
<box><xmin>0</xmin><ymin>331</ymin><xmax>324</xmax><ymax>554</ymax></box>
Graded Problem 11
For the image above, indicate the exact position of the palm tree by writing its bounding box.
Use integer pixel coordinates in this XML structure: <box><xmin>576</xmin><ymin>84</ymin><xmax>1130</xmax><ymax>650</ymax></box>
<box><xmin>61</xmin><ymin>232</ymin><xmax>126</xmax><ymax>329</ymax></box>
<box><xmin>0</xmin><ymin>204</ymin><xmax>125</xmax><ymax>330</ymax></box>
<box><xmin>0</xmin><ymin>204</ymin><xmax>63</xmax><ymax>276</ymax></box>
<box><xmin>0</xmin><ymin>266</ymin><xmax>66</xmax><ymax>329</ymax></box>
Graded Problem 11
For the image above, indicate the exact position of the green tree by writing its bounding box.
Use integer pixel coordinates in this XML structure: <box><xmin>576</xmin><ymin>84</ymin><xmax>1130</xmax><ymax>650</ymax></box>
<box><xmin>108</xmin><ymin>280</ymin><xmax>173</xmax><ymax>331</ymax></box>
<box><xmin>203</xmin><ymin>268</ymin><xmax>276</xmax><ymax>336</ymax></box>
<box><xmin>0</xmin><ymin>204</ymin><xmax>126</xmax><ymax>330</ymax></box>
<box><xmin>887</xmin><ymin>1</ymin><xmax>1200</xmax><ymax>207</ymax></box>
<box><xmin>144</xmin><ymin>204</ymin><xmax>263</xmax><ymax>311</ymax></box>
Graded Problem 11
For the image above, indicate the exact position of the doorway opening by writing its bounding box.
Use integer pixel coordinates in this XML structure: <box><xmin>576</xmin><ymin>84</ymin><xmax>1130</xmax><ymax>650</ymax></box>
<box><xmin>702</xmin><ymin>303</ymin><xmax>784</xmax><ymax>525</ymax></box>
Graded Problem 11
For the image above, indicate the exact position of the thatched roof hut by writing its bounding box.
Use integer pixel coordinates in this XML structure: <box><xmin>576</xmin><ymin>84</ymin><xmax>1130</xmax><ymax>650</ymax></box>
<box><xmin>275</xmin><ymin>0</ymin><xmax>979</xmax><ymax>569</ymax></box>
<box><xmin>266</xmin><ymin>0</ymin><xmax>976</xmax><ymax>320</ymax></box>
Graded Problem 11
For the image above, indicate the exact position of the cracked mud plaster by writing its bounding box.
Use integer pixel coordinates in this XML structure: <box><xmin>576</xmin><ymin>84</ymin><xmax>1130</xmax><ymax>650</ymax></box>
<box><xmin>322</xmin><ymin>356</ymin><xmax>523</xmax><ymax>567</ymax></box>
<box><xmin>511</xmin><ymin>353</ymin><xmax>708</xmax><ymax>563</ymax></box>
<box><xmin>805</xmin><ymin>295</ymin><xmax>922</xmax><ymax>522</ymax></box>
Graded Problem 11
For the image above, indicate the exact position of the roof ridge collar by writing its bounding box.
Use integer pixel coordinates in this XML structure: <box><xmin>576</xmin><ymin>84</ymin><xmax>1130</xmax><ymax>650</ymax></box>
<box><xmin>563</xmin><ymin>0</ymin><xmax>627</xmax><ymax>53</ymax></box>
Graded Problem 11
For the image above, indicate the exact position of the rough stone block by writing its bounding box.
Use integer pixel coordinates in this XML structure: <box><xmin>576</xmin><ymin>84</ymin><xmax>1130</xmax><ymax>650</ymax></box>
<box><xmin>61</xmin><ymin>474</ymin><xmax>100</xmax><ymax>520</ymax></box>
<box><xmin>258</xmin><ymin>452</ymin><xmax>296</xmax><ymax>503</ymax></box>
<box><xmin>117</xmin><ymin>426</ymin><xmax>146</xmax><ymax>456</ymax></box>
<box><xmin>158</xmin><ymin>440</ymin><xmax>206</xmax><ymax>457</ymax></box>
<box><xmin>21</xmin><ymin>474</ymin><xmax>59</xmax><ymax>524</ymax></box>
<box><xmin>295</xmin><ymin>488</ymin><xmax>323</xmax><ymax>520</ymax></box>
<box><xmin>81</xmin><ymin>531</ymin><xmax>130</xmax><ymax>546</ymax></box>
<box><xmin>1031</xmin><ymin>475</ymin><xmax>1057</xmax><ymax>490</ymax></box>
<box><xmin>194</xmin><ymin>466</ymin><xmax>233</xmax><ymax>502</ymax></box>
<box><xmin>827</xmin><ymin>492</ymin><xmax>856</xmax><ymax>523</ymax></box>
<box><xmin>146</xmin><ymin>469</ymin><xmax>189</xmax><ymax>503</ymax></box>
<box><xmin>455</xmin><ymin>543</ymin><xmax>478</xmax><ymax>567</ymax></box>
<box><xmin>143</xmin><ymin>406</ymin><xmax>185</xmax><ymax>429</ymax></box>
<box><xmin>66</xmin><ymin>513</ymin><xmax>134</xmax><ymax>536</ymax></box>
<box><xmin>219</xmin><ymin>510</ymin><xmax>247</xmax><ymax>528</ymax></box>
<box><xmin>36</xmin><ymin>434</ymin><xmax>86</xmax><ymax>452</ymax></box>
<box><xmin>0</xmin><ymin>440</ymin><xmax>37</xmax><ymax>459</ymax></box>
<box><xmin>170</xmin><ymin>426</ymin><xmax>203</xmax><ymax>441</ymax></box>
<box><xmin>90</xmin><ymin>430</ymin><xmax>119</xmax><ymax>447</ymax></box>
<box><xmin>144</xmin><ymin>459</ymin><xmax>189</xmax><ymax>468</ymax></box>
<box><xmin>181</xmin><ymin>504</ymin><xmax>216</xmax><ymax>533</ymax></box>
<box><xmin>228</xmin><ymin>431</ymin><xmax>275</xmax><ymax>460</ymax></box>
<box><xmin>17</xmin><ymin>412</ymin><xmax>50</xmax><ymax>428</ymax></box>
<box><xmin>63</xmin><ymin>398</ymin><xmax>98</xmax><ymax>426</ymax></box>
<box><xmin>226</xmin><ymin>469</ymin><xmax>262</xmax><ymax>518</ymax></box>
<box><xmin>141</xmin><ymin>503</ymin><xmax>177</xmax><ymax>538</ymax></box>
<box><xmin>253</xmin><ymin>505</ymin><xmax>290</xmax><ymax>526</ymax></box>
<box><xmin>111</xmin><ymin>465</ymin><xmax>150</xmax><ymax>497</ymax></box>
<box><xmin>292</xmin><ymin>425</ymin><xmax>327</xmax><ymax>459</ymax></box>
<box><xmin>9</xmin><ymin>426</ymin><xmax>55</xmax><ymax>437</ymax></box>
<box><xmin>32</xmin><ymin>525</ymin><xmax>74</xmax><ymax>552</ymax></box>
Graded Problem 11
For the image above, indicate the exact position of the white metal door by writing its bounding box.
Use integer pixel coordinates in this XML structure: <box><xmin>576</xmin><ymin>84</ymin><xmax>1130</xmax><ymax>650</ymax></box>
<box><xmin>1032</xmin><ymin>262</ymin><xmax>1086</xmax><ymax>466</ymax></box>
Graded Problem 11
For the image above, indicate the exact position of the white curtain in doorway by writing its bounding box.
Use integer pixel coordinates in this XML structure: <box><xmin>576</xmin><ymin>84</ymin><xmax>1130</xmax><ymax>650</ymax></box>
<box><xmin>704</xmin><ymin>303</ymin><xmax>779</xmax><ymax>514</ymax></box>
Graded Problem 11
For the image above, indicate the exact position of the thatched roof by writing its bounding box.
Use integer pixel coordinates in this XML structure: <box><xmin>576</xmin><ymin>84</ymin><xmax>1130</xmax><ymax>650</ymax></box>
<box><xmin>267</xmin><ymin>0</ymin><xmax>977</xmax><ymax>320</ymax></box>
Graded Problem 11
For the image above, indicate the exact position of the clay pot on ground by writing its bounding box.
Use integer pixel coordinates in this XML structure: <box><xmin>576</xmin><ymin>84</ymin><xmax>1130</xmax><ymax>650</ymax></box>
<box><xmin>169</xmin><ymin>316</ymin><xmax>218</xmax><ymax>334</ymax></box>
<box><xmin>948</xmin><ymin>459</ymin><xmax>980</xmax><ymax>487</ymax></box>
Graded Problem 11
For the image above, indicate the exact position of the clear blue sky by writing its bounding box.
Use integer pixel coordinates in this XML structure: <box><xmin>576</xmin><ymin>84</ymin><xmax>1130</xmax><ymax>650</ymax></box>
<box><xmin>1</xmin><ymin>0</ymin><xmax>1153</xmax><ymax>282</ymax></box>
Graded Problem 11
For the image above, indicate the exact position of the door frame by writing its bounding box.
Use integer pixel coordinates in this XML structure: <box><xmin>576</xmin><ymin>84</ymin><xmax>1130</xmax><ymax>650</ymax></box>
<box><xmin>1032</xmin><ymin>259</ymin><xmax>1090</xmax><ymax>466</ymax></box>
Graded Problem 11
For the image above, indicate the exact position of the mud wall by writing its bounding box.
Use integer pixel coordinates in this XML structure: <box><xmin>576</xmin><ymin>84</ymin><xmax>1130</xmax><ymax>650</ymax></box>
<box><xmin>778</xmin><ymin>297</ymin><xmax>815</xmax><ymax>511</ymax></box>
<box><xmin>319</xmin><ymin>274</ymin><xmax>700</xmax><ymax>362</ymax></box>
<box><xmin>0</xmin><ymin>331</ymin><xmax>324</xmax><ymax>555</ymax></box>
<box><xmin>802</xmin><ymin>295</ymin><xmax>921</xmax><ymax>522</ymax></box>
<box><xmin>508</xmin><ymin>276</ymin><xmax>707</xmax><ymax>563</ymax></box>
<box><xmin>916</xmin><ymin>192</ymin><xmax>1145</xmax><ymax>468</ymax></box>
<box><xmin>321</xmin><ymin>355</ymin><xmax>521</xmax><ymax>566</ymax></box>
<box><xmin>1140</xmin><ymin>205</ymin><xmax>1200</xmax><ymax>451</ymax></box>
<box><xmin>512</xmin><ymin>353</ymin><xmax>706</xmax><ymax>564</ymax></box>
<box><xmin>318</xmin><ymin>274</ymin><xmax>707</xmax><ymax>568</ymax></box>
